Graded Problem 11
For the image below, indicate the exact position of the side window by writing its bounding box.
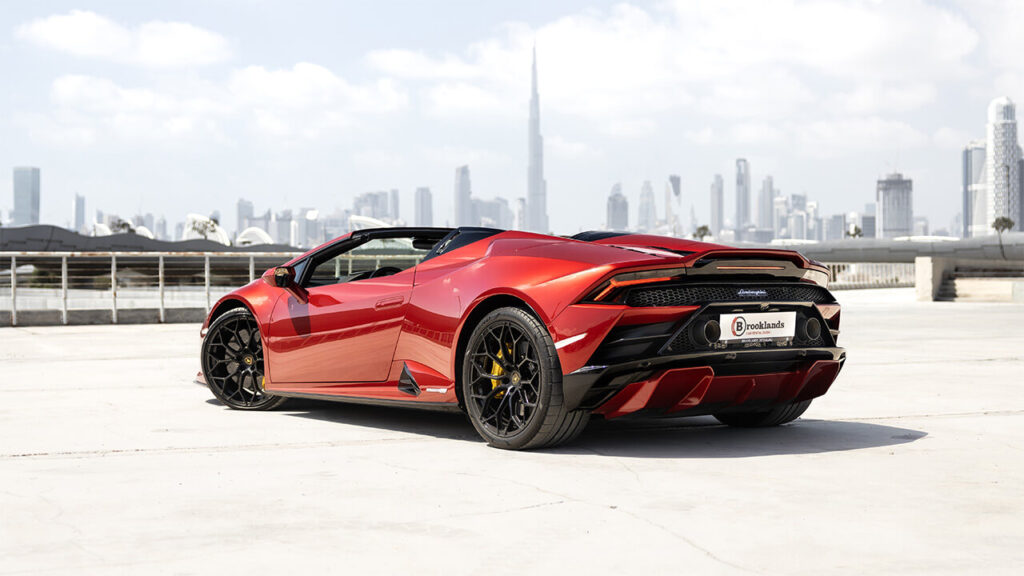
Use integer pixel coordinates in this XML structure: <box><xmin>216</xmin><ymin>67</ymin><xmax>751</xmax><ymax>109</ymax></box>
<box><xmin>305</xmin><ymin>238</ymin><xmax>431</xmax><ymax>287</ymax></box>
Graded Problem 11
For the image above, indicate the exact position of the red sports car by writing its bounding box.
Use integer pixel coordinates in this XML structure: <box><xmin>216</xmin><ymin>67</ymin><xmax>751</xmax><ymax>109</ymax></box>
<box><xmin>198</xmin><ymin>227</ymin><xmax>845</xmax><ymax>450</ymax></box>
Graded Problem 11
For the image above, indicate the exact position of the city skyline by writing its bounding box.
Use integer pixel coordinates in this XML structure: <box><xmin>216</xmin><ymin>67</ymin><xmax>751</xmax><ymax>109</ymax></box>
<box><xmin>4</xmin><ymin>2</ymin><xmax>1024</xmax><ymax>235</ymax></box>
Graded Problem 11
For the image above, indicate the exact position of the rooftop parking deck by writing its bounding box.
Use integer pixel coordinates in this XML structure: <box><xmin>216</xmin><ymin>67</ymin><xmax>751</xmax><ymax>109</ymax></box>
<box><xmin>1</xmin><ymin>288</ymin><xmax>1022</xmax><ymax>574</ymax></box>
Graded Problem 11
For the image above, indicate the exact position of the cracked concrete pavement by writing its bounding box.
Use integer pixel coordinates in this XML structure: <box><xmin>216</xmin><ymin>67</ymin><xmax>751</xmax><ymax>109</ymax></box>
<box><xmin>1</xmin><ymin>288</ymin><xmax>1022</xmax><ymax>574</ymax></box>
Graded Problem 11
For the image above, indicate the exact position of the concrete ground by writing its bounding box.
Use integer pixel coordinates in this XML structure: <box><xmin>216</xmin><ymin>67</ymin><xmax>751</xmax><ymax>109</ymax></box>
<box><xmin>1</xmin><ymin>288</ymin><xmax>1022</xmax><ymax>575</ymax></box>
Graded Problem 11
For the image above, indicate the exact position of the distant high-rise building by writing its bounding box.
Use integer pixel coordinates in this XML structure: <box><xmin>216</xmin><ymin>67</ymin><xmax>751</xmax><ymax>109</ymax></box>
<box><xmin>757</xmin><ymin>176</ymin><xmax>774</xmax><ymax>229</ymax></box>
<box><xmin>414</xmin><ymin>187</ymin><xmax>433</xmax><ymax>227</ymax></box>
<box><xmin>637</xmin><ymin>181</ymin><xmax>657</xmax><ymax>232</ymax></box>
<box><xmin>773</xmin><ymin>196</ymin><xmax>788</xmax><ymax>238</ymax></box>
<box><xmin>390</xmin><ymin>189</ymin><xmax>400</xmax><ymax>221</ymax></box>
<box><xmin>273</xmin><ymin>210</ymin><xmax>294</xmax><ymax>245</ymax></box>
<box><xmin>73</xmin><ymin>194</ymin><xmax>86</xmax><ymax>233</ymax></box>
<box><xmin>825</xmin><ymin>214</ymin><xmax>846</xmax><ymax>241</ymax></box>
<box><xmin>526</xmin><ymin>47</ymin><xmax>549</xmax><ymax>233</ymax></box>
<box><xmin>237</xmin><ymin>198</ymin><xmax>254</xmax><ymax>236</ymax></box>
<box><xmin>877</xmin><ymin>173</ymin><xmax>913</xmax><ymax>238</ymax></box>
<box><xmin>861</xmin><ymin>214</ymin><xmax>877</xmax><ymax>238</ymax></box>
<box><xmin>913</xmin><ymin>216</ymin><xmax>930</xmax><ymax>236</ymax></box>
<box><xmin>790</xmin><ymin>193</ymin><xmax>807</xmax><ymax>212</ymax></box>
<box><xmin>735</xmin><ymin>159</ymin><xmax>750</xmax><ymax>229</ymax></box>
<box><xmin>155</xmin><ymin>216</ymin><xmax>167</xmax><ymax>240</ymax></box>
<box><xmin>787</xmin><ymin>211</ymin><xmax>807</xmax><ymax>240</ymax></box>
<box><xmin>805</xmin><ymin>200</ymin><xmax>821</xmax><ymax>241</ymax></box>
<box><xmin>473</xmin><ymin>198</ymin><xmax>514</xmax><ymax>229</ymax></box>
<box><xmin>986</xmin><ymin>97</ymin><xmax>1021</xmax><ymax>231</ymax></box>
<box><xmin>13</xmin><ymin>167</ymin><xmax>41</xmax><ymax>226</ymax></box>
<box><xmin>515</xmin><ymin>198</ymin><xmax>527</xmax><ymax>230</ymax></box>
<box><xmin>607</xmin><ymin>183</ymin><xmax>629</xmax><ymax>231</ymax></box>
<box><xmin>710</xmin><ymin>174</ymin><xmax>724</xmax><ymax>236</ymax></box>
<box><xmin>454</xmin><ymin>166</ymin><xmax>473</xmax><ymax>226</ymax></box>
<box><xmin>962</xmin><ymin>140</ymin><xmax>987</xmax><ymax>238</ymax></box>
<box><xmin>354</xmin><ymin>191</ymin><xmax>390</xmax><ymax>220</ymax></box>
<box><xmin>668</xmin><ymin>175</ymin><xmax>681</xmax><ymax>199</ymax></box>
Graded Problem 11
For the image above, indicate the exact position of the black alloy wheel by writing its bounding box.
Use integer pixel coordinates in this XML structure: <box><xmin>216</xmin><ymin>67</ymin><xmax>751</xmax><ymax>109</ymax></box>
<box><xmin>462</xmin><ymin>307</ymin><xmax>589</xmax><ymax>450</ymax></box>
<box><xmin>201</xmin><ymin>308</ymin><xmax>287</xmax><ymax>410</ymax></box>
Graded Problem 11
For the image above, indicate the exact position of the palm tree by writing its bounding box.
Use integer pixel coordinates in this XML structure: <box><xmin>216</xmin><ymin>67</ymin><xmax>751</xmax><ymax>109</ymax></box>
<box><xmin>190</xmin><ymin>219</ymin><xmax>217</xmax><ymax>240</ymax></box>
<box><xmin>693</xmin><ymin>225</ymin><xmax>711</xmax><ymax>242</ymax></box>
<box><xmin>993</xmin><ymin>217</ymin><xmax>1015</xmax><ymax>259</ymax></box>
<box><xmin>845</xmin><ymin>225</ymin><xmax>863</xmax><ymax>239</ymax></box>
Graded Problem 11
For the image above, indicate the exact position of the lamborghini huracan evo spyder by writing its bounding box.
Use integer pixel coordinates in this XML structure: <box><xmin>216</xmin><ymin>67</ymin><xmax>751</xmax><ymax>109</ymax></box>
<box><xmin>197</xmin><ymin>227</ymin><xmax>845</xmax><ymax>450</ymax></box>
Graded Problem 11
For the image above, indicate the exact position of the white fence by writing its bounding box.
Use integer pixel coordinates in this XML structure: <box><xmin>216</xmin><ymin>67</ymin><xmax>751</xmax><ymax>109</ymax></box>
<box><xmin>0</xmin><ymin>251</ymin><xmax>421</xmax><ymax>326</ymax></box>
<box><xmin>1</xmin><ymin>251</ymin><xmax>916</xmax><ymax>326</ymax></box>
<box><xmin>826</xmin><ymin>262</ymin><xmax>916</xmax><ymax>290</ymax></box>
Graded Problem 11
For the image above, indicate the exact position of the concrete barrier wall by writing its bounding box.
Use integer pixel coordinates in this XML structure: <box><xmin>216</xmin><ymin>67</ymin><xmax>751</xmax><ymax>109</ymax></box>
<box><xmin>916</xmin><ymin>256</ymin><xmax>1024</xmax><ymax>302</ymax></box>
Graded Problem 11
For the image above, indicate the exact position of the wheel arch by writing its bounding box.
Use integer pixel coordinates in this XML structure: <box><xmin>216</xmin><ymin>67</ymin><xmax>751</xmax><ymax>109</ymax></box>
<box><xmin>206</xmin><ymin>297</ymin><xmax>253</xmax><ymax>327</ymax></box>
<box><xmin>451</xmin><ymin>293</ymin><xmax>548</xmax><ymax>410</ymax></box>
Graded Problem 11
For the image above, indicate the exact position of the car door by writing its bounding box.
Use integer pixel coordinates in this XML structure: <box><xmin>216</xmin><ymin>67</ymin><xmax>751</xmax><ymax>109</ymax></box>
<box><xmin>265</xmin><ymin>240</ymin><xmax>421</xmax><ymax>385</ymax></box>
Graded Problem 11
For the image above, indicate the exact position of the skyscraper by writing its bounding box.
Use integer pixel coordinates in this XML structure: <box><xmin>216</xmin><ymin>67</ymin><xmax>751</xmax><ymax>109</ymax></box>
<box><xmin>710</xmin><ymin>174</ymin><xmax>724</xmax><ymax>236</ymax></box>
<box><xmin>415</xmin><ymin>187</ymin><xmax>433</xmax><ymax>227</ymax></box>
<box><xmin>390</xmin><ymin>188</ymin><xmax>400</xmax><ymax>221</ymax></box>
<box><xmin>13</xmin><ymin>167</ymin><xmax>41</xmax><ymax>226</ymax></box>
<box><xmin>757</xmin><ymin>175</ymin><xmax>774</xmax><ymax>229</ymax></box>
<box><xmin>473</xmin><ymin>198</ymin><xmax>514</xmax><ymax>229</ymax></box>
<box><xmin>877</xmin><ymin>173</ymin><xmax>913</xmax><ymax>239</ymax></box>
<box><xmin>607</xmin><ymin>183</ymin><xmax>628</xmax><ymax>231</ymax></box>
<box><xmin>773</xmin><ymin>196</ymin><xmax>788</xmax><ymax>238</ymax></box>
<box><xmin>354</xmin><ymin>191</ymin><xmax>390</xmax><ymax>220</ymax></box>
<box><xmin>962</xmin><ymin>140</ymin><xmax>987</xmax><ymax>238</ymax></box>
<box><xmin>526</xmin><ymin>47</ymin><xmax>549</xmax><ymax>233</ymax></box>
<box><xmin>236</xmin><ymin>198</ymin><xmax>254</xmax><ymax>236</ymax></box>
<box><xmin>454</xmin><ymin>166</ymin><xmax>473</xmax><ymax>226</ymax></box>
<box><xmin>985</xmin><ymin>97</ymin><xmax>1021</xmax><ymax>231</ymax></box>
<box><xmin>637</xmin><ymin>181</ymin><xmax>657</xmax><ymax>232</ymax></box>
<box><xmin>73</xmin><ymin>194</ymin><xmax>86</xmax><ymax>233</ymax></box>
<box><xmin>735</xmin><ymin>159</ymin><xmax>750</xmax><ymax>230</ymax></box>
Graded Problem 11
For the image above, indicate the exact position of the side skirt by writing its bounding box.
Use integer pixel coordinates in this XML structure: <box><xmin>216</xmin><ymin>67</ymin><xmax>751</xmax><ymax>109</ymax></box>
<box><xmin>271</xmin><ymin>390</ymin><xmax>463</xmax><ymax>413</ymax></box>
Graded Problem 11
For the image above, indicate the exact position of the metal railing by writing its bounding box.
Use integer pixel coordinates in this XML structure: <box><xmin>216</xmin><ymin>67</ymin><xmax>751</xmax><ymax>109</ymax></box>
<box><xmin>0</xmin><ymin>251</ymin><xmax>422</xmax><ymax>326</ymax></box>
<box><xmin>826</xmin><ymin>262</ymin><xmax>916</xmax><ymax>290</ymax></box>
<box><xmin>1</xmin><ymin>252</ymin><xmax>917</xmax><ymax>326</ymax></box>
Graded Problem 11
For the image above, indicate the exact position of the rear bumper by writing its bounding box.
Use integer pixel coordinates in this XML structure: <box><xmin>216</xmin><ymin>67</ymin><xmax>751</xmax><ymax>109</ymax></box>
<box><xmin>563</xmin><ymin>347</ymin><xmax>845</xmax><ymax>417</ymax></box>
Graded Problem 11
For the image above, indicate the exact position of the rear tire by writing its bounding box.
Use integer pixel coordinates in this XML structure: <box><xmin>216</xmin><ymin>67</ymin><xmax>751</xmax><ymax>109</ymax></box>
<box><xmin>714</xmin><ymin>400</ymin><xmax>811</xmax><ymax>427</ymax></box>
<box><xmin>202</xmin><ymin>308</ymin><xmax>287</xmax><ymax>411</ymax></box>
<box><xmin>461</xmin><ymin>307</ymin><xmax>589</xmax><ymax>450</ymax></box>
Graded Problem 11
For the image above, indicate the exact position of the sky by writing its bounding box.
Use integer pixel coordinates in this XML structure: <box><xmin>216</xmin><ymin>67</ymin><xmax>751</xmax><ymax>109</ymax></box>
<box><xmin>2</xmin><ymin>0</ymin><xmax>1024</xmax><ymax>235</ymax></box>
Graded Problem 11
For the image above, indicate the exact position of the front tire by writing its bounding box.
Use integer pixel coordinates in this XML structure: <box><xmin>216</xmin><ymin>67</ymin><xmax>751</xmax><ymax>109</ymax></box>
<box><xmin>714</xmin><ymin>400</ymin><xmax>812</xmax><ymax>427</ymax></box>
<box><xmin>461</xmin><ymin>307</ymin><xmax>589</xmax><ymax>450</ymax></box>
<box><xmin>201</xmin><ymin>308</ymin><xmax>287</xmax><ymax>411</ymax></box>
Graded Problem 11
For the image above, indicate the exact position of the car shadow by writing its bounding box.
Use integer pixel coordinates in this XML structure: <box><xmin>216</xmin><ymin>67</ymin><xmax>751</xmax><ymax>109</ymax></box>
<box><xmin>207</xmin><ymin>398</ymin><xmax>927</xmax><ymax>458</ymax></box>
<box><xmin>556</xmin><ymin>416</ymin><xmax>927</xmax><ymax>459</ymax></box>
<box><xmin>207</xmin><ymin>397</ymin><xmax>480</xmax><ymax>443</ymax></box>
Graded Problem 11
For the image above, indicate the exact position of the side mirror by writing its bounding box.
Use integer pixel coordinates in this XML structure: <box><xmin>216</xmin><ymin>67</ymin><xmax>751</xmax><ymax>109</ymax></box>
<box><xmin>263</xmin><ymin>266</ymin><xmax>308</xmax><ymax>303</ymax></box>
<box><xmin>273</xmin><ymin>266</ymin><xmax>295</xmax><ymax>288</ymax></box>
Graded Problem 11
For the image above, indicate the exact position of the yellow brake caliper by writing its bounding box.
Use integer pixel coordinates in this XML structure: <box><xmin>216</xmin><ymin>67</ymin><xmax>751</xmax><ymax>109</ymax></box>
<box><xmin>489</xmin><ymin>349</ymin><xmax>506</xmax><ymax>396</ymax></box>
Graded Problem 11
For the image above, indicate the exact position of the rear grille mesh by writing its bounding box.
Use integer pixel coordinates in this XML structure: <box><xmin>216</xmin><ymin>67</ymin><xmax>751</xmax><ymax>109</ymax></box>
<box><xmin>625</xmin><ymin>283</ymin><xmax>833</xmax><ymax>307</ymax></box>
<box><xmin>662</xmin><ymin>306</ymin><xmax>830</xmax><ymax>355</ymax></box>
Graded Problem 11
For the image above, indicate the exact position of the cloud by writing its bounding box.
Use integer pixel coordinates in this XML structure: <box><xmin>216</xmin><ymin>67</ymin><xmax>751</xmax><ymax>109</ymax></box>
<box><xmin>28</xmin><ymin>64</ymin><xmax>409</xmax><ymax>145</ymax></box>
<box><xmin>16</xmin><ymin>10</ymin><xmax>231</xmax><ymax>67</ymax></box>
<box><xmin>794</xmin><ymin>117</ymin><xmax>929</xmax><ymax>157</ymax></box>
<box><xmin>932</xmin><ymin>126</ymin><xmax>973</xmax><ymax>149</ymax></box>
<box><xmin>829</xmin><ymin>83</ymin><xmax>937</xmax><ymax>115</ymax></box>
<box><xmin>546</xmin><ymin>135</ymin><xmax>601</xmax><ymax>160</ymax></box>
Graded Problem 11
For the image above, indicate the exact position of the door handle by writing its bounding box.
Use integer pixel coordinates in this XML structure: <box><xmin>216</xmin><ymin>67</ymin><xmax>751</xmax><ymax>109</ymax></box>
<box><xmin>374</xmin><ymin>296</ymin><xmax>405</xmax><ymax>310</ymax></box>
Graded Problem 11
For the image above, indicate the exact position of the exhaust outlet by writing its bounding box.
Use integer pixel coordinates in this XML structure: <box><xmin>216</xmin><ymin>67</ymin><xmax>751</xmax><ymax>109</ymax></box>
<box><xmin>692</xmin><ymin>320</ymin><xmax>721</xmax><ymax>346</ymax></box>
<box><xmin>800</xmin><ymin>317</ymin><xmax>821</xmax><ymax>341</ymax></box>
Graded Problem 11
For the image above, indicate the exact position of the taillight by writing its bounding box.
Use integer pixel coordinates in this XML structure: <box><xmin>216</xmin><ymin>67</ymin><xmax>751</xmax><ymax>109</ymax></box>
<box><xmin>586</xmin><ymin>267</ymin><xmax>687</xmax><ymax>302</ymax></box>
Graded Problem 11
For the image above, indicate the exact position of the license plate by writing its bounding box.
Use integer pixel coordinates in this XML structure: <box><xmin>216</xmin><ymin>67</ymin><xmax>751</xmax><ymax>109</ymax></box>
<box><xmin>719</xmin><ymin>311</ymin><xmax>796</xmax><ymax>341</ymax></box>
